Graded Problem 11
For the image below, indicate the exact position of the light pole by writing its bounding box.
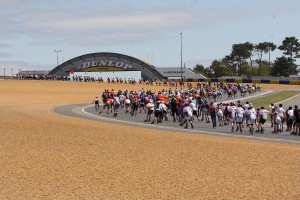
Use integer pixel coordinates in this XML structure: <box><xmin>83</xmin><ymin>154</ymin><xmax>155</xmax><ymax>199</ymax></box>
<box><xmin>180</xmin><ymin>32</ymin><xmax>183</xmax><ymax>89</ymax></box>
<box><xmin>268</xmin><ymin>49</ymin><xmax>271</xmax><ymax>77</ymax></box>
<box><xmin>54</xmin><ymin>50</ymin><xmax>62</xmax><ymax>66</ymax></box>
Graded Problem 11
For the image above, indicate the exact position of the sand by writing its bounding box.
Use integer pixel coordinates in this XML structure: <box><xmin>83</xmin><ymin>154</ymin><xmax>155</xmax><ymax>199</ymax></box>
<box><xmin>1</xmin><ymin>80</ymin><xmax>300</xmax><ymax>200</ymax></box>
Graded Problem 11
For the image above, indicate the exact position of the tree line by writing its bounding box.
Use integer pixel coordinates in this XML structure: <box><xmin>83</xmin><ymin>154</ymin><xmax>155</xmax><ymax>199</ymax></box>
<box><xmin>193</xmin><ymin>36</ymin><xmax>300</xmax><ymax>78</ymax></box>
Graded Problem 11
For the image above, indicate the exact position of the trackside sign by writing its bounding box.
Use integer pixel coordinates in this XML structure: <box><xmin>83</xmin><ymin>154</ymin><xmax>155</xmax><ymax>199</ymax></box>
<box><xmin>77</xmin><ymin>60</ymin><xmax>133</xmax><ymax>70</ymax></box>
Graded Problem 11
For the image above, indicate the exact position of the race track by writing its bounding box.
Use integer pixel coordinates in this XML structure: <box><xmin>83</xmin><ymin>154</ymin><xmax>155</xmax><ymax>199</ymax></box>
<box><xmin>55</xmin><ymin>90</ymin><xmax>300</xmax><ymax>144</ymax></box>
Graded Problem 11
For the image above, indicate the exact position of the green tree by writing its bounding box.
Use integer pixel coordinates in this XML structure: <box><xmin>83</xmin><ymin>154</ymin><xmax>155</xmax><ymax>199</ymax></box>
<box><xmin>204</xmin><ymin>67</ymin><xmax>214</xmax><ymax>78</ymax></box>
<box><xmin>240</xmin><ymin>62</ymin><xmax>252</xmax><ymax>77</ymax></box>
<box><xmin>255</xmin><ymin>42</ymin><xmax>276</xmax><ymax>76</ymax></box>
<box><xmin>255</xmin><ymin>43</ymin><xmax>268</xmax><ymax>63</ymax></box>
<box><xmin>265</xmin><ymin>42</ymin><xmax>277</xmax><ymax>76</ymax></box>
<box><xmin>244</xmin><ymin>42</ymin><xmax>254</xmax><ymax>74</ymax></box>
<box><xmin>208</xmin><ymin>59</ymin><xmax>235</xmax><ymax>78</ymax></box>
<box><xmin>278</xmin><ymin>37</ymin><xmax>300</xmax><ymax>76</ymax></box>
<box><xmin>193</xmin><ymin>64</ymin><xmax>206</xmax><ymax>74</ymax></box>
<box><xmin>210</xmin><ymin>60</ymin><xmax>225</xmax><ymax>78</ymax></box>
<box><xmin>230</xmin><ymin>43</ymin><xmax>252</xmax><ymax>75</ymax></box>
<box><xmin>259</xmin><ymin>61</ymin><xmax>271</xmax><ymax>76</ymax></box>
<box><xmin>278</xmin><ymin>36</ymin><xmax>300</xmax><ymax>60</ymax></box>
<box><xmin>272</xmin><ymin>56</ymin><xmax>298</xmax><ymax>77</ymax></box>
<box><xmin>193</xmin><ymin>64</ymin><xmax>210</xmax><ymax>77</ymax></box>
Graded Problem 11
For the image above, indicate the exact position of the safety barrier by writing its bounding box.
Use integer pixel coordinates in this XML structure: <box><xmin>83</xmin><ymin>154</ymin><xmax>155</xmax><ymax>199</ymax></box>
<box><xmin>185</xmin><ymin>78</ymin><xmax>300</xmax><ymax>85</ymax></box>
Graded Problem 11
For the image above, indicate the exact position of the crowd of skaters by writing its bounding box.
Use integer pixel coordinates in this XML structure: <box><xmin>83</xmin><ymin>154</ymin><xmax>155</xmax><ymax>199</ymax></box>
<box><xmin>94</xmin><ymin>83</ymin><xmax>300</xmax><ymax>136</ymax></box>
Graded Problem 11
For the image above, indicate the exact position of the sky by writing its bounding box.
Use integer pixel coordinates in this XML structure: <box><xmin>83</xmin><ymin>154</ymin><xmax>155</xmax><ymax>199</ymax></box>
<box><xmin>0</xmin><ymin>0</ymin><xmax>300</xmax><ymax>76</ymax></box>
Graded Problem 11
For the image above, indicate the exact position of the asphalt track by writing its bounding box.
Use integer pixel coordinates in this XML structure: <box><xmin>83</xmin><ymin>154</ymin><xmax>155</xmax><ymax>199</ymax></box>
<box><xmin>55</xmin><ymin>90</ymin><xmax>300</xmax><ymax>145</ymax></box>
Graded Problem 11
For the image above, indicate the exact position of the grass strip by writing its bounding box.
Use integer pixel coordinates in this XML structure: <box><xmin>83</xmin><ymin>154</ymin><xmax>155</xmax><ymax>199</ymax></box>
<box><xmin>246</xmin><ymin>91</ymin><xmax>300</xmax><ymax>109</ymax></box>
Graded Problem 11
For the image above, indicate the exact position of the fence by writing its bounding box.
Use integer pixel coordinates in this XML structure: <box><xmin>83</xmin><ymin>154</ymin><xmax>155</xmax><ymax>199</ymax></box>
<box><xmin>185</xmin><ymin>78</ymin><xmax>300</xmax><ymax>85</ymax></box>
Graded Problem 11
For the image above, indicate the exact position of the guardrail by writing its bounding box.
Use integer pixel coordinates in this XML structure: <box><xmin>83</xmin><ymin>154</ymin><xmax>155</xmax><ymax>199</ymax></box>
<box><xmin>185</xmin><ymin>78</ymin><xmax>300</xmax><ymax>85</ymax></box>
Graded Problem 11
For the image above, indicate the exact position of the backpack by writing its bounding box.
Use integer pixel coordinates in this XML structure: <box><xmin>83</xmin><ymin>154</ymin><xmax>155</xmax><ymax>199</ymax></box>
<box><xmin>211</xmin><ymin>107</ymin><xmax>216</xmax><ymax>115</ymax></box>
<box><xmin>102</xmin><ymin>93</ymin><xmax>108</xmax><ymax>100</ymax></box>
<box><xmin>250</xmin><ymin>113</ymin><xmax>256</xmax><ymax>120</ymax></box>
<box><xmin>224</xmin><ymin>107</ymin><xmax>228</xmax><ymax>116</ymax></box>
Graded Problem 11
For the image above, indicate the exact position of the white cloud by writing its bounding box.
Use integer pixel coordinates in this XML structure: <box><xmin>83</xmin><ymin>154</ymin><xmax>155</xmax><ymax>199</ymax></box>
<box><xmin>3</xmin><ymin>0</ymin><xmax>296</xmax><ymax>48</ymax></box>
<box><xmin>0</xmin><ymin>43</ymin><xmax>10</xmax><ymax>48</ymax></box>
<box><xmin>24</xmin><ymin>11</ymin><xmax>200</xmax><ymax>30</ymax></box>
<box><xmin>1</xmin><ymin>0</ymin><xmax>299</xmax><ymax>71</ymax></box>
<box><xmin>0</xmin><ymin>52</ymin><xmax>10</xmax><ymax>58</ymax></box>
<box><xmin>0</xmin><ymin>60</ymin><xmax>52</xmax><ymax>72</ymax></box>
<box><xmin>0</xmin><ymin>5</ymin><xmax>211</xmax><ymax>46</ymax></box>
<box><xmin>0</xmin><ymin>0</ymin><xmax>29</xmax><ymax>7</ymax></box>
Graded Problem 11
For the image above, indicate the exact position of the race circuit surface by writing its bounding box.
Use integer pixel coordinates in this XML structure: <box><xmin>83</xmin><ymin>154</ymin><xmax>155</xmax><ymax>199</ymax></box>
<box><xmin>55</xmin><ymin>90</ymin><xmax>300</xmax><ymax>145</ymax></box>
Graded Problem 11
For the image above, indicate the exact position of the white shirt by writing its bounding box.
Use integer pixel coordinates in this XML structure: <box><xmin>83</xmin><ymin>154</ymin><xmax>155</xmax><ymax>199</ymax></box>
<box><xmin>243</xmin><ymin>104</ymin><xmax>250</xmax><ymax>111</ymax></box>
<box><xmin>277</xmin><ymin>107</ymin><xmax>285</xmax><ymax>117</ymax></box>
<box><xmin>125</xmin><ymin>99</ymin><xmax>131</xmax><ymax>104</ymax></box>
<box><xmin>146</xmin><ymin>103</ymin><xmax>155</xmax><ymax>110</ymax></box>
<box><xmin>119</xmin><ymin>94</ymin><xmax>124</xmax><ymax>101</ymax></box>
<box><xmin>189</xmin><ymin>102</ymin><xmax>197</xmax><ymax>111</ymax></box>
<box><xmin>159</xmin><ymin>103</ymin><xmax>167</xmax><ymax>111</ymax></box>
<box><xmin>114</xmin><ymin>96</ymin><xmax>120</xmax><ymax>104</ymax></box>
<box><xmin>235</xmin><ymin>107</ymin><xmax>244</xmax><ymax>118</ymax></box>
<box><xmin>246</xmin><ymin>109</ymin><xmax>257</xmax><ymax>120</ymax></box>
<box><xmin>287</xmin><ymin>110</ymin><xmax>294</xmax><ymax>117</ymax></box>
<box><xmin>228</xmin><ymin>106</ymin><xmax>236</xmax><ymax>118</ymax></box>
<box><xmin>183</xmin><ymin>106</ymin><xmax>193</xmax><ymax>116</ymax></box>
<box><xmin>259</xmin><ymin>109</ymin><xmax>269</xmax><ymax>120</ymax></box>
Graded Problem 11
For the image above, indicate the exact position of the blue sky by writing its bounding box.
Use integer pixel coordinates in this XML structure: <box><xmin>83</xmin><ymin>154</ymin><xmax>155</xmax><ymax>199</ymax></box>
<box><xmin>0</xmin><ymin>0</ymin><xmax>299</xmax><ymax>75</ymax></box>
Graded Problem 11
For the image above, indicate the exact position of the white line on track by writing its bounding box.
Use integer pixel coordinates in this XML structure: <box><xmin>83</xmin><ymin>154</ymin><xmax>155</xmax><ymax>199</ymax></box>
<box><xmin>276</xmin><ymin>92</ymin><xmax>300</xmax><ymax>104</ymax></box>
<box><xmin>81</xmin><ymin>105</ymin><xmax>300</xmax><ymax>145</ymax></box>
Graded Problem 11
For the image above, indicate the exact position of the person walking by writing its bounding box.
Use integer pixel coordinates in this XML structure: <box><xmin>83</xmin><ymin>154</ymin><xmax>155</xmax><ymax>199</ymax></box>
<box><xmin>189</xmin><ymin>99</ymin><xmax>199</xmax><ymax>121</ymax></box>
<box><xmin>292</xmin><ymin>105</ymin><xmax>299</xmax><ymax>135</ymax></box>
<box><xmin>170</xmin><ymin>97</ymin><xmax>179</xmax><ymax>122</ymax></box>
<box><xmin>182</xmin><ymin>103</ymin><xmax>194</xmax><ymax>129</ymax></box>
<box><xmin>286</xmin><ymin>106</ymin><xmax>294</xmax><ymax>132</ymax></box>
<box><xmin>277</xmin><ymin>104</ymin><xmax>286</xmax><ymax>132</ymax></box>
<box><xmin>273</xmin><ymin>112</ymin><xmax>282</xmax><ymax>133</ymax></box>
<box><xmin>94</xmin><ymin>97</ymin><xmax>100</xmax><ymax>111</ymax></box>
<box><xmin>210</xmin><ymin>104</ymin><xmax>217</xmax><ymax>128</ymax></box>
<box><xmin>152</xmin><ymin>101</ymin><xmax>162</xmax><ymax>124</ymax></box>
<box><xmin>113</xmin><ymin>95</ymin><xmax>120</xmax><ymax>116</ymax></box>
<box><xmin>216</xmin><ymin>103</ymin><xmax>224</xmax><ymax>126</ymax></box>
<box><xmin>257</xmin><ymin>106</ymin><xmax>269</xmax><ymax>133</ymax></box>
<box><xmin>228</xmin><ymin>102</ymin><xmax>236</xmax><ymax>133</ymax></box>
<box><xmin>145</xmin><ymin>99</ymin><xmax>155</xmax><ymax>122</ymax></box>
<box><xmin>235</xmin><ymin>104</ymin><xmax>245</xmax><ymax>133</ymax></box>
<box><xmin>246</xmin><ymin>106</ymin><xmax>256</xmax><ymax>135</ymax></box>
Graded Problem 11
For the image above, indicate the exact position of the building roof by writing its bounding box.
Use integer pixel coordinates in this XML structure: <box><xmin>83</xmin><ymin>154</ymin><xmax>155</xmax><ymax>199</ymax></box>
<box><xmin>16</xmin><ymin>70</ymin><xmax>50</xmax><ymax>75</ymax></box>
<box><xmin>156</xmin><ymin>67</ymin><xmax>206</xmax><ymax>79</ymax></box>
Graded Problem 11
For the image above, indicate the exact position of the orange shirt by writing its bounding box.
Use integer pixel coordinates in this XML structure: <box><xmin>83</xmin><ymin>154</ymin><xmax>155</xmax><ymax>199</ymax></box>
<box><xmin>163</xmin><ymin>97</ymin><xmax>169</xmax><ymax>104</ymax></box>
<box><xmin>106</xmin><ymin>98</ymin><xmax>113</xmax><ymax>104</ymax></box>
<box><xmin>157</xmin><ymin>94</ymin><xmax>163</xmax><ymax>100</ymax></box>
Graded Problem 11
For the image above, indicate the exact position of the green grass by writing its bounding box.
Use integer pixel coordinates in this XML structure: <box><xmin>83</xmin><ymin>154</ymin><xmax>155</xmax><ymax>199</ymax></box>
<box><xmin>244</xmin><ymin>91</ymin><xmax>300</xmax><ymax>109</ymax></box>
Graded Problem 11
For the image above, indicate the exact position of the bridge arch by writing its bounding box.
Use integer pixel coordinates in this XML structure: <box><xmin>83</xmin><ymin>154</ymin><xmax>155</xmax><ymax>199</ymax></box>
<box><xmin>48</xmin><ymin>52</ymin><xmax>164</xmax><ymax>80</ymax></box>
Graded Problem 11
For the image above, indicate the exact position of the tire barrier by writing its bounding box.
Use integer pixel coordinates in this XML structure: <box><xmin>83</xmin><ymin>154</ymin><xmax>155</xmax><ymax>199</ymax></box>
<box><xmin>186</xmin><ymin>78</ymin><xmax>300</xmax><ymax>85</ymax></box>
